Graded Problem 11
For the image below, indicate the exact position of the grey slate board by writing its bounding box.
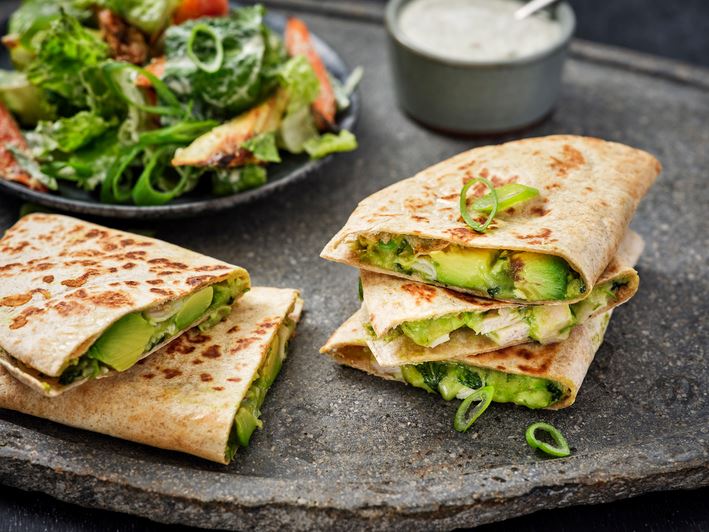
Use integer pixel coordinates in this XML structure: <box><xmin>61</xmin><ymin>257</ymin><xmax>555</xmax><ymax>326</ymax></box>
<box><xmin>0</xmin><ymin>8</ymin><xmax>708</xmax><ymax>531</ymax></box>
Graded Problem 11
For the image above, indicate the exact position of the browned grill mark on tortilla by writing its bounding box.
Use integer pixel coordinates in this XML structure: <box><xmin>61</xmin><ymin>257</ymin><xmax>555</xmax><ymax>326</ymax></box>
<box><xmin>42</xmin><ymin>275</ymin><xmax>54</xmax><ymax>283</ymax></box>
<box><xmin>122</xmin><ymin>262</ymin><xmax>136</xmax><ymax>269</ymax></box>
<box><xmin>84</xmin><ymin>229</ymin><xmax>109</xmax><ymax>239</ymax></box>
<box><xmin>544</xmin><ymin>183</ymin><xmax>562</xmax><ymax>191</ymax></box>
<box><xmin>1</xmin><ymin>241</ymin><xmax>31</xmax><ymax>254</ymax></box>
<box><xmin>60</xmin><ymin>269</ymin><xmax>100</xmax><ymax>287</ymax></box>
<box><xmin>227</xmin><ymin>325</ymin><xmax>240</xmax><ymax>334</ymax></box>
<box><xmin>166</xmin><ymin>336</ymin><xmax>196</xmax><ymax>355</ymax></box>
<box><xmin>89</xmin><ymin>291</ymin><xmax>133</xmax><ymax>308</ymax></box>
<box><xmin>162</xmin><ymin>368</ymin><xmax>182</xmax><ymax>379</ymax></box>
<box><xmin>202</xmin><ymin>345</ymin><xmax>221</xmax><ymax>359</ymax></box>
<box><xmin>142</xmin><ymin>373</ymin><xmax>155</xmax><ymax>379</ymax></box>
<box><xmin>124</xmin><ymin>280</ymin><xmax>139</xmax><ymax>286</ymax></box>
<box><xmin>146</xmin><ymin>279</ymin><xmax>164</xmax><ymax>285</ymax></box>
<box><xmin>401</xmin><ymin>283</ymin><xmax>437</xmax><ymax>304</ymax></box>
<box><xmin>187</xmin><ymin>332</ymin><xmax>211</xmax><ymax>344</ymax></box>
<box><xmin>255</xmin><ymin>318</ymin><xmax>278</xmax><ymax>335</ymax></box>
<box><xmin>530</xmin><ymin>205</ymin><xmax>550</xmax><ymax>217</ymax></box>
<box><xmin>158</xmin><ymin>270</ymin><xmax>180</xmax><ymax>276</ymax></box>
<box><xmin>227</xmin><ymin>377</ymin><xmax>242</xmax><ymax>382</ymax></box>
<box><xmin>149</xmin><ymin>288</ymin><xmax>174</xmax><ymax>296</ymax></box>
<box><xmin>0</xmin><ymin>293</ymin><xmax>34</xmax><ymax>307</ymax></box>
<box><xmin>34</xmin><ymin>262</ymin><xmax>55</xmax><ymax>271</ymax></box>
<box><xmin>195</xmin><ymin>264</ymin><xmax>230</xmax><ymax>272</ymax></box>
<box><xmin>230</xmin><ymin>337</ymin><xmax>257</xmax><ymax>353</ymax></box>
<box><xmin>444</xmin><ymin>227</ymin><xmax>488</xmax><ymax>240</ymax></box>
<box><xmin>516</xmin><ymin>228</ymin><xmax>552</xmax><ymax>240</ymax></box>
<box><xmin>584</xmin><ymin>186</ymin><xmax>593</xmax><ymax>192</ymax></box>
<box><xmin>404</xmin><ymin>197</ymin><xmax>433</xmax><ymax>211</ymax></box>
<box><xmin>411</xmin><ymin>215</ymin><xmax>428</xmax><ymax>222</ymax></box>
<box><xmin>212</xmin><ymin>386</ymin><xmax>224</xmax><ymax>391</ymax></box>
<box><xmin>9</xmin><ymin>306</ymin><xmax>43</xmax><ymax>329</ymax></box>
<box><xmin>148</xmin><ymin>258</ymin><xmax>188</xmax><ymax>270</ymax></box>
<box><xmin>186</xmin><ymin>275</ymin><xmax>213</xmax><ymax>287</ymax></box>
<box><xmin>549</xmin><ymin>144</ymin><xmax>585</xmax><ymax>177</ymax></box>
<box><xmin>200</xmin><ymin>373</ymin><xmax>213</xmax><ymax>382</ymax></box>
<box><xmin>53</xmin><ymin>300</ymin><xmax>81</xmax><ymax>316</ymax></box>
<box><xmin>192</xmin><ymin>359</ymin><xmax>204</xmax><ymax>365</ymax></box>
<box><xmin>0</xmin><ymin>262</ymin><xmax>21</xmax><ymax>272</ymax></box>
<box><xmin>120</xmin><ymin>238</ymin><xmax>135</xmax><ymax>246</ymax></box>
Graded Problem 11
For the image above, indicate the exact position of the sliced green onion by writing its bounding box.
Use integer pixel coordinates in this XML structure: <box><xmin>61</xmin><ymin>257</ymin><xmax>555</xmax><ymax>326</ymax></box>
<box><xmin>137</xmin><ymin>120</ymin><xmax>218</xmax><ymax>147</ymax></box>
<box><xmin>132</xmin><ymin>147</ymin><xmax>188</xmax><ymax>206</ymax></box>
<box><xmin>473</xmin><ymin>183</ymin><xmax>540</xmax><ymax>213</ymax></box>
<box><xmin>103</xmin><ymin>62</ymin><xmax>185</xmax><ymax>117</ymax></box>
<box><xmin>453</xmin><ymin>385</ymin><xmax>494</xmax><ymax>432</ymax></box>
<box><xmin>460</xmin><ymin>178</ymin><xmax>498</xmax><ymax>233</ymax></box>
<box><xmin>100</xmin><ymin>145</ymin><xmax>143</xmax><ymax>204</ymax></box>
<box><xmin>187</xmin><ymin>23</ymin><xmax>224</xmax><ymax>74</ymax></box>
<box><xmin>525</xmin><ymin>422</ymin><xmax>571</xmax><ymax>458</ymax></box>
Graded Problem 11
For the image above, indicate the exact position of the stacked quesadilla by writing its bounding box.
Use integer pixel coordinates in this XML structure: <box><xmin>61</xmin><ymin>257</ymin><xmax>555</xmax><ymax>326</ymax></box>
<box><xmin>0</xmin><ymin>214</ymin><xmax>303</xmax><ymax>463</ymax></box>
<box><xmin>321</xmin><ymin>135</ymin><xmax>659</xmax><ymax>416</ymax></box>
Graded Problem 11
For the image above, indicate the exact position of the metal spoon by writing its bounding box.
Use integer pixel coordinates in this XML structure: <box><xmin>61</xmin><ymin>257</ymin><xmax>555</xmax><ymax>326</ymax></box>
<box><xmin>514</xmin><ymin>0</ymin><xmax>560</xmax><ymax>20</ymax></box>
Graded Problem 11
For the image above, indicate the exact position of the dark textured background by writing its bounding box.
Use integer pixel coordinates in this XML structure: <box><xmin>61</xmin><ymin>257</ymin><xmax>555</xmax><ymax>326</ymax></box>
<box><xmin>1</xmin><ymin>1</ymin><xmax>708</xmax><ymax>531</ymax></box>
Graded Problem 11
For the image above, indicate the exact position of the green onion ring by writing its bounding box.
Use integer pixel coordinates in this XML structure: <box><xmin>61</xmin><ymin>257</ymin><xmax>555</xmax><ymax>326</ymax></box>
<box><xmin>102</xmin><ymin>62</ymin><xmax>184</xmax><ymax>117</ymax></box>
<box><xmin>100</xmin><ymin>145</ymin><xmax>143</xmax><ymax>204</ymax></box>
<box><xmin>472</xmin><ymin>183</ymin><xmax>540</xmax><ymax>213</ymax></box>
<box><xmin>132</xmin><ymin>147</ymin><xmax>188</xmax><ymax>206</ymax></box>
<box><xmin>525</xmin><ymin>422</ymin><xmax>571</xmax><ymax>458</ymax></box>
<box><xmin>187</xmin><ymin>23</ymin><xmax>224</xmax><ymax>74</ymax></box>
<box><xmin>459</xmin><ymin>177</ymin><xmax>498</xmax><ymax>232</ymax></box>
<box><xmin>454</xmin><ymin>385</ymin><xmax>494</xmax><ymax>433</ymax></box>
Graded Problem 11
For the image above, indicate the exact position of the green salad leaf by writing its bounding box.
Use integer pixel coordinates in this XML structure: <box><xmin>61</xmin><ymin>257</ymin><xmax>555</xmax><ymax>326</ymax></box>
<box><xmin>25</xmin><ymin>12</ymin><xmax>109</xmax><ymax>112</ymax></box>
<box><xmin>163</xmin><ymin>6</ymin><xmax>275</xmax><ymax>119</ymax></box>
<box><xmin>212</xmin><ymin>165</ymin><xmax>267</xmax><ymax>196</ymax></box>
<box><xmin>242</xmin><ymin>132</ymin><xmax>281</xmax><ymax>163</ymax></box>
<box><xmin>34</xmin><ymin>111</ymin><xmax>115</xmax><ymax>153</ymax></box>
<box><xmin>0</xmin><ymin>70</ymin><xmax>54</xmax><ymax>125</ymax></box>
<box><xmin>303</xmin><ymin>130</ymin><xmax>357</xmax><ymax>159</ymax></box>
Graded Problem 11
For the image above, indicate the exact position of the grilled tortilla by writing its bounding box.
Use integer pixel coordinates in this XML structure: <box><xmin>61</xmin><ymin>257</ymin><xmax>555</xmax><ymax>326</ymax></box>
<box><xmin>0</xmin><ymin>214</ymin><xmax>250</xmax><ymax>396</ymax></box>
<box><xmin>321</xmin><ymin>309</ymin><xmax>612</xmax><ymax>410</ymax></box>
<box><xmin>322</xmin><ymin>135</ymin><xmax>659</xmax><ymax>303</ymax></box>
<box><xmin>362</xmin><ymin>230</ymin><xmax>642</xmax><ymax>366</ymax></box>
<box><xmin>0</xmin><ymin>287</ymin><xmax>303</xmax><ymax>464</ymax></box>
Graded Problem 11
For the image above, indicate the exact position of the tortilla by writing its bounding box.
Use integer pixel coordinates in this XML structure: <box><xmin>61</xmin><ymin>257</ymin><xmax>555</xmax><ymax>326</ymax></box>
<box><xmin>322</xmin><ymin>135</ymin><xmax>659</xmax><ymax>302</ymax></box>
<box><xmin>363</xmin><ymin>229</ymin><xmax>642</xmax><ymax>366</ymax></box>
<box><xmin>0</xmin><ymin>213</ymin><xmax>250</xmax><ymax>396</ymax></box>
<box><xmin>321</xmin><ymin>309</ymin><xmax>612</xmax><ymax>410</ymax></box>
<box><xmin>0</xmin><ymin>287</ymin><xmax>303</xmax><ymax>464</ymax></box>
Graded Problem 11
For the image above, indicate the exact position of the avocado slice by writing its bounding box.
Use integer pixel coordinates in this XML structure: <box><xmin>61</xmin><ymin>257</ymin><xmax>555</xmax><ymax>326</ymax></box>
<box><xmin>528</xmin><ymin>304</ymin><xmax>576</xmax><ymax>343</ymax></box>
<box><xmin>429</xmin><ymin>247</ymin><xmax>499</xmax><ymax>292</ymax></box>
<box><xmin>399</xmin><ymin>314</ymin><xmax>468</xmax><ymax>347</ymax></box>
<box><xmin>511</xmin><ymin>252</ymin><xmax>569</xmax><ymax>300</ymax></box>
<box><xmin>174</xmin><ymin>286</ymin><xmax>214</xmax><ymax>330</ymax></box>
<box><xmin>88</xmin><ymin>313</ymin><xmax>155</xmax><ymax>371</ymax></box>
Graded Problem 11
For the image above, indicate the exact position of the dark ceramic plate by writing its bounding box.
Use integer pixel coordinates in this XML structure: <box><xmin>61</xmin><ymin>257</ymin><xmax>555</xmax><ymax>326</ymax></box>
<box><xmin>0</xmin><ymin>12</ymin><xmax>359</xmax><ymax>219</ymax></box>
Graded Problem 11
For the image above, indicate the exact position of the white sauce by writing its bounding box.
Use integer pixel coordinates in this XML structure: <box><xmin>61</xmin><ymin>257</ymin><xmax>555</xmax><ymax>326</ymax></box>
<box><xmin>398</xmin><ymin>0</ymin><xmax>563</xmax><ymax>61</ymax></box>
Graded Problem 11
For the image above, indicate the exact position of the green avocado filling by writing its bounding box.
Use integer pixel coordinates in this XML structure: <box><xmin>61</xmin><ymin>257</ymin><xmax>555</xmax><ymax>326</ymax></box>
<box><xmin>387</xmin><ymin>277</ymin><xmax>627</xmax><ymax>348</ymax></box>
<box><xmin>58</xmin><ymin>276</ymin><xmax>249</xmax><ymax>385</ymax></box>
<box><xmin>401</xmin><ymin>361</ymin><xmax>565</xmax><ymax>409</ymax></box>
<box><xmin>354</xmin><ymin>235</ymin><xmax>585</xmax><ymax>301</ymax></box>
<box><xmin>225</xmin><ymin>315</ymin><xmax>296</xmax><ymax>461</ymax></box>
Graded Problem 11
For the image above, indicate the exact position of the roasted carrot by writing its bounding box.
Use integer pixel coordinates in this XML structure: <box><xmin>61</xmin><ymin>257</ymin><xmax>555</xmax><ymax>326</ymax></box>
<box><xmin>284</xmin><ymin>17</ymin><xmax>336</xmax><ymax>131</ymax></box>
<box><xmin>0</xmin><ymin>102</ymin><xmax>46</xmax><ymax>191</ymax></box>
<box><xmin>173</xmin><ymin>0</ymin><xmax>229</xmax><ymax>25</ymax></box>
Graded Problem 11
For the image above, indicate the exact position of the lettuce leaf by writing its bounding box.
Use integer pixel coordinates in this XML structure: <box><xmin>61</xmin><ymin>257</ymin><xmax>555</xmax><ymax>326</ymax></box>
<box><xmin>163</xmin><ymin>6</ymin><xmax>275</xmax><ymax>119</ymax></box>
<box><xmin>33</xmin><ymin>111</ymin><xmax>114</xmax><ymax>154</ymax></box>
<box><xmin>97</xmin><ymin>0</ymin><xmax>180</xmax><ymax>35</ymax></box>
<box><xmin>242</xmin><ymin>132</ymin><xmax>280</xmax><ymax>163</ymax></box>
<box><xmin>303</xmin><ymin>130</ymin><xmax>357</xmax><ymax>159</ymax></box>
<box><xmin>212</xmin><ymin>165</ymin><xmax>267</xmax><ymax>195</ymax></box>
<box><xmin>275</xmin><ymin>55</ymin><xmax>320</xmax><ymax>153</ymax></box>
<box><xmin>25</xmin><ymin>12</ymin><xmax>109</xmax><ymax>112</ymax></box>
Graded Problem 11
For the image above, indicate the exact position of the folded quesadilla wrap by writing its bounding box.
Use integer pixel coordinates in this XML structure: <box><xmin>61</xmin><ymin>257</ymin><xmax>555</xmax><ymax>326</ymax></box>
<box><xmin>0</xmin><ymin>214</ymin><xmax>250</xmax><ymax>396</ymax></box>
<box><xmin>321</xmin><ymin>309</ymin><xmax>611</xmax><ymax>410</ymax></box>
<box><xmin>322</xmin><ymin>135</ymin><xmax>659</xmax><ymax>303</ymax></box>
<box><xmin>0</xmin><ymin>287</ymin><xmax>303</xmax><ymax>464</ymax></box>
<box><xmin>362</xmin><ymin>230</ymin><xmax>642</xmax><ymax>366</ymax></box>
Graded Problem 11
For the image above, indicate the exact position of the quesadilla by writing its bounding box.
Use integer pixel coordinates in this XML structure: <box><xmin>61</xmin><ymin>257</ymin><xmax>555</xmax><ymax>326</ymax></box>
<box><xmin>362</xmin><ymin>230</ymin><xmax>642</xmax><ymax>366</ymax></box>
<box><xmin>321</xmin><ymin>309</ymin><xmax>611</xmax><ymax>410</ymax></box>
<box><xmin>322</xmin><ymin>135</ymin><xmax>659</xmax><ymax>303</ymax></box>
<box><xmin>0</xmin><ymin>214</ymin><xmax>250</xmax><ymax>396</ymax></box>
<box><xmin>0</xmin><ymin>287</ymin><xmax>303</xmax><ymax>464</ymax></box>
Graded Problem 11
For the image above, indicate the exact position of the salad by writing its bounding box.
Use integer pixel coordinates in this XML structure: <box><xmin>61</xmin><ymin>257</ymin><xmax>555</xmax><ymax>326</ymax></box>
<box><xmin>0</xmin><ymin>0</ymin><xmax>359</xmax><ymax>205</ymax></box>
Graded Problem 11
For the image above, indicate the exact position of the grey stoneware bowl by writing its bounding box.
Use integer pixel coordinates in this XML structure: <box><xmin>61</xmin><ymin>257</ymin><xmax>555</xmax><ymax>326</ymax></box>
<box><xmin>385</xmin><ymin>0</ymin><xmax>576</xmax><ymax>134</ymax></box>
